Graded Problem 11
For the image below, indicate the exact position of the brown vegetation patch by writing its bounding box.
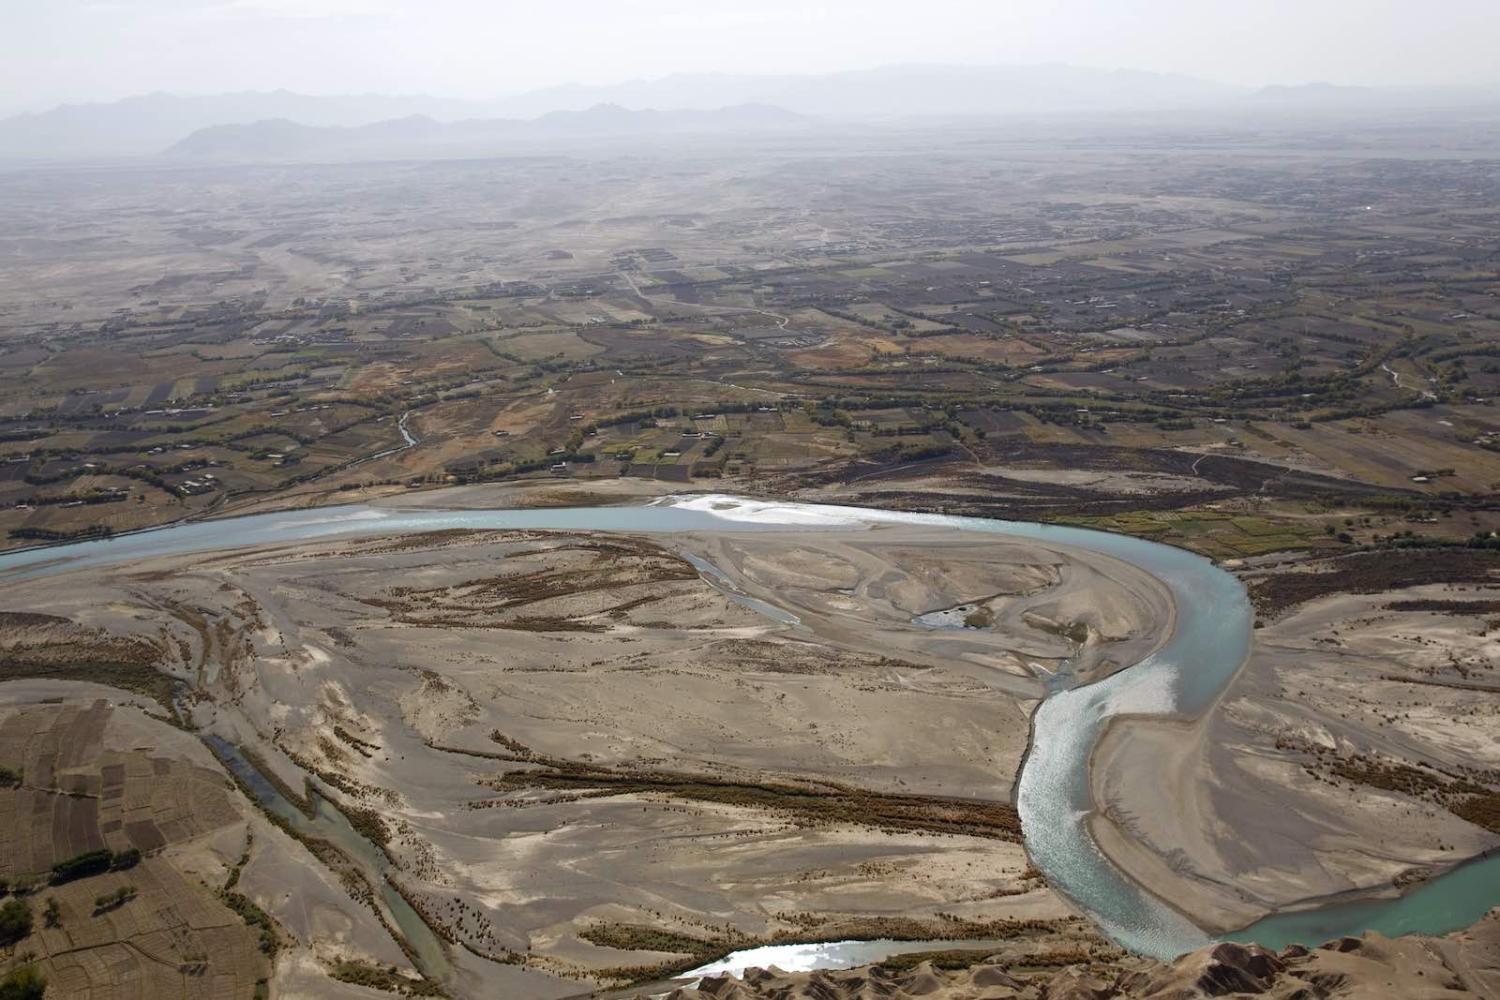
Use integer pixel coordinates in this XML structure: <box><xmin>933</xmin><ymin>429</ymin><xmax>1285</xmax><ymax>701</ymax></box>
<box><xmin>0</xmin><ymin>613</ymin><xmax>172</xmax><ymax>706</ymax></box>
<box><xmin>342</xmin><ymin>528</ymin><xmax>504</xmax><ymax>556</ymax></box>
<box><xmin>596</xmin><ymin>915</ymin><xmax>1088</xmax><ymax>985</ymax></box>
<box><xmin>1454</xmin><ymin>794</ymin><xmax>1500</xmax><ymax>835</ymax></box>
<box><xmin>1249</xmin><ymin>550</ymin><xmax>1500</xmax><ymax>618</ymax></box>
<box><xmin>580</xmin><ymin>922</ymin><xmax>725</xmax><ymax>957</ymax></box>
<box><xmin>477</xmin><ymin>761</ymin><xmax>1022</xmax><ymax>841</ymax></box>
<box><xmin>707</xmin><ymin>638</ymin><xmax>928</xmax><ymax>676</ymax></box>
<box><xmin>1383</xmin><ymin>598</ymin><xmax>1500</xmax><ymax>615</ymax></box>
<box><xmin>1280</xmin><ymin>738</ymin><xmax>1500</xmax><ymax>838</ymax></box>
<box><xmin>363</xmin><ymin>537</ymin><xmax>701</xmax><ymax>630</ymax></box>
<box><xmin>1328</xmin><ymin>755</ymin><xmax>1482</xmax><ymax>800</ymax></box>
<box><xmin>0</xmin><ymin>611</ymin><xmax>70</xmax><ymax>627</ymax></box>
<box><xmin>330</xmin><ymin>960</ymin><xmax>447</xmax><ymax>997</ymax></box>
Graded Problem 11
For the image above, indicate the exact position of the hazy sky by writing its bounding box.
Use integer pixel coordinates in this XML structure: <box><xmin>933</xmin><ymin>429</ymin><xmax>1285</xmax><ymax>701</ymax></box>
<box><xmin>4</xmin><ymin>0</ymin><xmax>1498</xmax><ymax>113</ymax></box>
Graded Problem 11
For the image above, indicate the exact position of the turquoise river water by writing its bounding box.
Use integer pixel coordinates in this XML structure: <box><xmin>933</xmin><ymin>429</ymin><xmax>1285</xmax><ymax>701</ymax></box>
<box><xmin>0</xmin><ymin>494</ymin><xmax>1494</xmax><ymax>970</ymax></box>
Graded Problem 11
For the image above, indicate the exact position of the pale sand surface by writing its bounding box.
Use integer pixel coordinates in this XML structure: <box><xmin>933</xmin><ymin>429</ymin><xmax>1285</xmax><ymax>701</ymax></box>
<box><xmin>0</xmin><ymin>516</ymin><xmax>1172</xmax><ymax>995</ymax></box>
<box><xmin>1090</xmin><ymin>582</ymin><xmax>1500</xmax><ymax>933</ymax></box>
<box><xmin>4</xmin><ymin>495</ymin><xmax>1498</xmax><ymax>997</ymax></box>
<box><xmin>678</xmin><ymin>527</ymin><xmax>1173</xmax><ymax>687</ymax></box>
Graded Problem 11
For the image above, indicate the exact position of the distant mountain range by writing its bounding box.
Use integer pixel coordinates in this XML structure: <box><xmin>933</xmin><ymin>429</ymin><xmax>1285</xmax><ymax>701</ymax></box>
<box><xmin>4</xmin><ymin>64</ymin><xmax>1499</xmax><ymax>162</ymax></box>
<box><xmin>165</xmin><ymin>103</ymin><xmax>813</xmax><ymax>161</ymax></box>
<box><xmin>485</xmin><ymin>63</ymin><xmax>1246</xmax><ymax>119</ymax></box>
<box><xmin>0</xmin><ymin>90</ymin><xmax>493</xmax><ymax>160</ymax></box>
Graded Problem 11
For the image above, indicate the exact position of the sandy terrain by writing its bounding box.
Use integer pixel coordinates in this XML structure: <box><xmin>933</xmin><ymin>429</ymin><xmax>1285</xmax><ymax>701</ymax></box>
<box><xmin>0</xmin><ymin>510</ymin><xmax>1172</xmax><ymax>995</ymax></box>
<box><xmin>679</xmin><ymin>527</ymin><xmax>1172</xmax><ymax>687</ymax></box>
<box><xmin>7</xmin><ymin>488</ymin><xmax>1493</xmax><ymax>997</ymax></box>
<box><xmin>1090</xmin><ymin>579</ymin><xmax>1500</xmax><ymax>934</ymax></box>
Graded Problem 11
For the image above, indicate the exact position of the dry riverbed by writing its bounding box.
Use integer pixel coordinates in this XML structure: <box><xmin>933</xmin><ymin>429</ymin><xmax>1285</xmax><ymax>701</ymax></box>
<box><xmin>0</xmin><ymin>507</ymin><xmax>1169</xmax><ymax>996</ymax></box>
<box><xmin>1090</xmin><ymin>553</ymin><xmax>1500</xmax><ymax>934</ymax></box>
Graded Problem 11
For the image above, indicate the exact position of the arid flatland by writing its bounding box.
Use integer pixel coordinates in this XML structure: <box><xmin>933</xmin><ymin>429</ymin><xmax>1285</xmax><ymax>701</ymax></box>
<box><xmin>0</xmin><ymin>111</ymin><xmax>1498</xmax><ymax>999</ymax></box>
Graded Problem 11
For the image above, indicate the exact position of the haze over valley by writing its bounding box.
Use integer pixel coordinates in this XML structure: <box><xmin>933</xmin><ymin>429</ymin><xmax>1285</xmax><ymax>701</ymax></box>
<box><xmin>1</xmin><ymin>3</ymin><xmax>1499</xmax><ymax>999</ymax></box>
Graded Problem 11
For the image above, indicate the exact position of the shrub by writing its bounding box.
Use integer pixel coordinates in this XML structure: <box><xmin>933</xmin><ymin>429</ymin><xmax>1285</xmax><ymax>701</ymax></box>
<box><xmin>47</xmin><ymin>848</ymin><xmax>141</xmax><ymax>886</ymax></box>
<box><xmin>0</xmin><ymin>964</ymin><xmax>45</xmax><ymax>1000</ymax></box>
<box><xmin>0</xmin><ymin>898</ymin><xmax>32</xmax><ymax>945</ymax></box>
<box><xmin>92</xmin><ymin>886</ymin><xmax>136</xmax><ymax>912</ymax></box>
<box><xmin>49</xmin><ymin>850</ymin><xmax>112</xmax><ymax>884</ymax></box>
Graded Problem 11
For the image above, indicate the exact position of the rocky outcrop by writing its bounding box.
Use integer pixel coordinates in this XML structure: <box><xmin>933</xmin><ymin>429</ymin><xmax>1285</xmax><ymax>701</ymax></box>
<box><xmin>643</xmin><ymin>910</ymin><xmax>1500</xmax><ymax>999</ymax></box>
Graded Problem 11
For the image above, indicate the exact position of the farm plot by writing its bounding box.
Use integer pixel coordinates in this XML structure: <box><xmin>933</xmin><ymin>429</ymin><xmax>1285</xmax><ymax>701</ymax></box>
<box><xmin>27</xmin><ymin>858</ymin><xmax>269</xmax><ymax>1000</ymax></box>
<box><xmin>0</xmin><ymin>700</ymin><xmax>268</xmax><ymax>998</ymax></box>
<box><xmin>0</xmin><ymin>701</ymin><xmax>240</xmax><ymax>880</ymax></box>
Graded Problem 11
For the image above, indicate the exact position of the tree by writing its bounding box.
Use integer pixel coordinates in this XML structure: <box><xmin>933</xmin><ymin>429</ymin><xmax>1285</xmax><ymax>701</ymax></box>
<box><xmin>0</xmin><ymin>964</ymin><xmax>46</xmax><ymax>1000</ymax></box>
<box><xmin>40</xmin><ymin>899</ymin><xmax>59</xmax><ymax>929</ymax></box>
<box><xmin>0</xmin><ymin>899</ymin><xmax>32</xmax><ymax>946</ymax></box>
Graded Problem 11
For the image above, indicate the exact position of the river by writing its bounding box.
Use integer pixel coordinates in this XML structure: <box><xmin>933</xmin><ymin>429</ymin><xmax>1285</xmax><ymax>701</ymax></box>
<box><xmin>0</xmin><ymin>493</ymin><xmax>1494</xmax><ymax>972</ymax></box>
<box><xmin>204</xmin><ymin>735</ymin><xmax>452</xmax><ymax>979</ymax></box>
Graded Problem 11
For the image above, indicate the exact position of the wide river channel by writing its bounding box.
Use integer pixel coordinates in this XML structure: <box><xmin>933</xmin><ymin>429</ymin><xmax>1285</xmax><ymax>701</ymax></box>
<box><xmin>0</xmin><ymin>493</ymin><xmax>1495</xmax><ymax>973</ymax></box>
